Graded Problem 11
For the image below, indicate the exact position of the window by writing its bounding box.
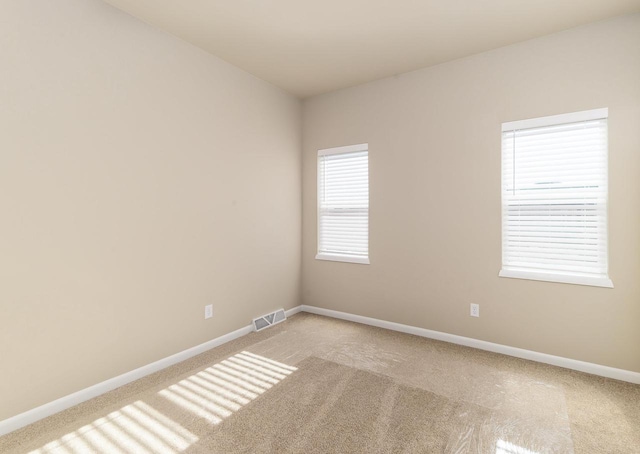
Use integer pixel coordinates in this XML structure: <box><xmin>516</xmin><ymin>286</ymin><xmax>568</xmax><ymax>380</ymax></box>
<box><xmin>316</xmin><ymin>143</ymin><xmax>369</xmax><ymax>264</ymax></box>
<box><xmin>500</xmin><ymin>108</ymin><xmax>612</xmax><ymax>288</ymax></box>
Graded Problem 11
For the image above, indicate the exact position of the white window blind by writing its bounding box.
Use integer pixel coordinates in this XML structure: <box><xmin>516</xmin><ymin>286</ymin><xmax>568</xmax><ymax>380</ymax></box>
<box><xmin>317</xmin><ymin>144</ymin><xmax>369</xmax><ymax>264</ymax></box>
<box><xmin>500</xmin><ymin>109</ymin><xmax>612</xmax><ymax>288</ymax></box>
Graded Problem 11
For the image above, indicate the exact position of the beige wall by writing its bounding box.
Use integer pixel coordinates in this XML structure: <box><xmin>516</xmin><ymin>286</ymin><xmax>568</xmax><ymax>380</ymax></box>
<box><xmin>0</xmin><ymin>0</ymin><xmax>301</xmax><ymax>420</ymax></box>
<box><xmin>302</xmin><ymin>14</ymin><xmax>640</xmax><ymax>373</ymax></box>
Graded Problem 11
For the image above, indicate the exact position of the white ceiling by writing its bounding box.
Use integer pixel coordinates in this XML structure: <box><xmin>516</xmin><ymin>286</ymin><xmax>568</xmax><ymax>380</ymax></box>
<box><xmin>102</xmin><ymin>0</ymin><xmax>640</xmax><ymax>98</ymax></box>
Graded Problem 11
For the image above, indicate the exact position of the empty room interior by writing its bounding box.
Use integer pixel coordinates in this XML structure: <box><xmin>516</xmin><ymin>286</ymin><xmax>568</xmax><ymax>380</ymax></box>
<box><xmin>2</xmin><ymin>1</ymin><xmax>640</xmax><ymax>453</ymax></box>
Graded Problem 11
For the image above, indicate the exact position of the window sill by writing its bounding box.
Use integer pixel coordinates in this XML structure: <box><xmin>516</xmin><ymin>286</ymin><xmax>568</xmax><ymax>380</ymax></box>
<box><xmin>499</xmin><ymin>269</ymin><xmax>613</xmax><ymax>288</ymax></box>
<box><xmin>316</xmin><ymin>253</ymin><xmax>370</xmax><ymax>265</ymax></box>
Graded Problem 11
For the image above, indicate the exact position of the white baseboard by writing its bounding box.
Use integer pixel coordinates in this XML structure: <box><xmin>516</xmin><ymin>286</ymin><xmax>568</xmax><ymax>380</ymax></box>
<box><xmin>285</xmin><ymin>305</ymin><xmax>302</xmax><ymax>317</ymax></box>
<box><xmin>301</xmin><ymin>305</ymin><xmax>640</xmax><ymax>385</ymax></box>
<box><xmin>0</xmin><ymin>305</ymin><xmax>303</xmax><ymax>437</ymax></box>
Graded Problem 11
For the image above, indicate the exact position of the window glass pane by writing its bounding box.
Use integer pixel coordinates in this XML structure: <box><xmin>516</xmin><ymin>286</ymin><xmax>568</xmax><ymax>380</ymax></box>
<box><xmin>501</xmin><ymin>111</ymin><xmax>609</xmax><ymax>282</ymax></box>
<box><xmin>318</xmin><ymin>146</ymin><xmax>369</xmax><ymax>261</ymax></box>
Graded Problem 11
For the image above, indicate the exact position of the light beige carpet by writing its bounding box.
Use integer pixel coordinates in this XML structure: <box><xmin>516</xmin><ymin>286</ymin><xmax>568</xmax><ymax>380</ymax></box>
<box><xmin>1</xmin><ymin>313</ymin><xmax>639</xmax><ymax>453</ymax></box>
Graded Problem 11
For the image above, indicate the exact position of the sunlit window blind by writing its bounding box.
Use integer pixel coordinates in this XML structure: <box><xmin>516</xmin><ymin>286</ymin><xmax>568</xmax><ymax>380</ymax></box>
<box><xmin>501</xmin><ymin>109</ymin><xmax>612</xmax><ymax>287</ymax></box>
<box><xmin>317</xmin><ymin>144</ymin><xmax>369</xmax><ymax>264</ymax></box>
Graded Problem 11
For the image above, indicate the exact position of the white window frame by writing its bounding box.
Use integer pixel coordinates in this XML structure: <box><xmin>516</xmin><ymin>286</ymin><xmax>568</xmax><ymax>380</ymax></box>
<box><xmin>499</xmin><ymin>108</ymin><xmax>613</xmax><ymax>288</ymax></box>
<box><xmin>316</xmin><ymin>143</ymin><xmax>370</xmax><ymax>265</ymax></box>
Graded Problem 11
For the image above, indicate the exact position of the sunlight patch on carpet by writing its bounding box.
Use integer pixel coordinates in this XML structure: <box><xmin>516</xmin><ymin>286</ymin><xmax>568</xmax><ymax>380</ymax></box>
<box><xmin>496</xmin><ymin>438</ymin><xmax>539</xmax><ymax>454</ymax></box>
<box><xmin>158</xmin><ymin>351</ymin><xmax>297</xmax><ymax>425</ymax></box>
<box><xmin>29</xmin><ymin>352</ymin><xmax>296</xmax><ymax>453</ymax></box>
<box><xmin>29</xmin><ymin>401</ymin><xmax>197</xmax><ymax>454</ymax></box>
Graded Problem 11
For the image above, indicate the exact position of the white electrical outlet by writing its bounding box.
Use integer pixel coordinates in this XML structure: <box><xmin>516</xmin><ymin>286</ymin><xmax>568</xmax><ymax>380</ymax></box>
<box><xmin>470</xmin><ymin>303</ymin><xmax>480</xmax><ymax>317</ymax></box>
<box><xmin>204</xmin><ymin>304</ymin><xmax>213</xmax><ymax>319</ymax></box>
